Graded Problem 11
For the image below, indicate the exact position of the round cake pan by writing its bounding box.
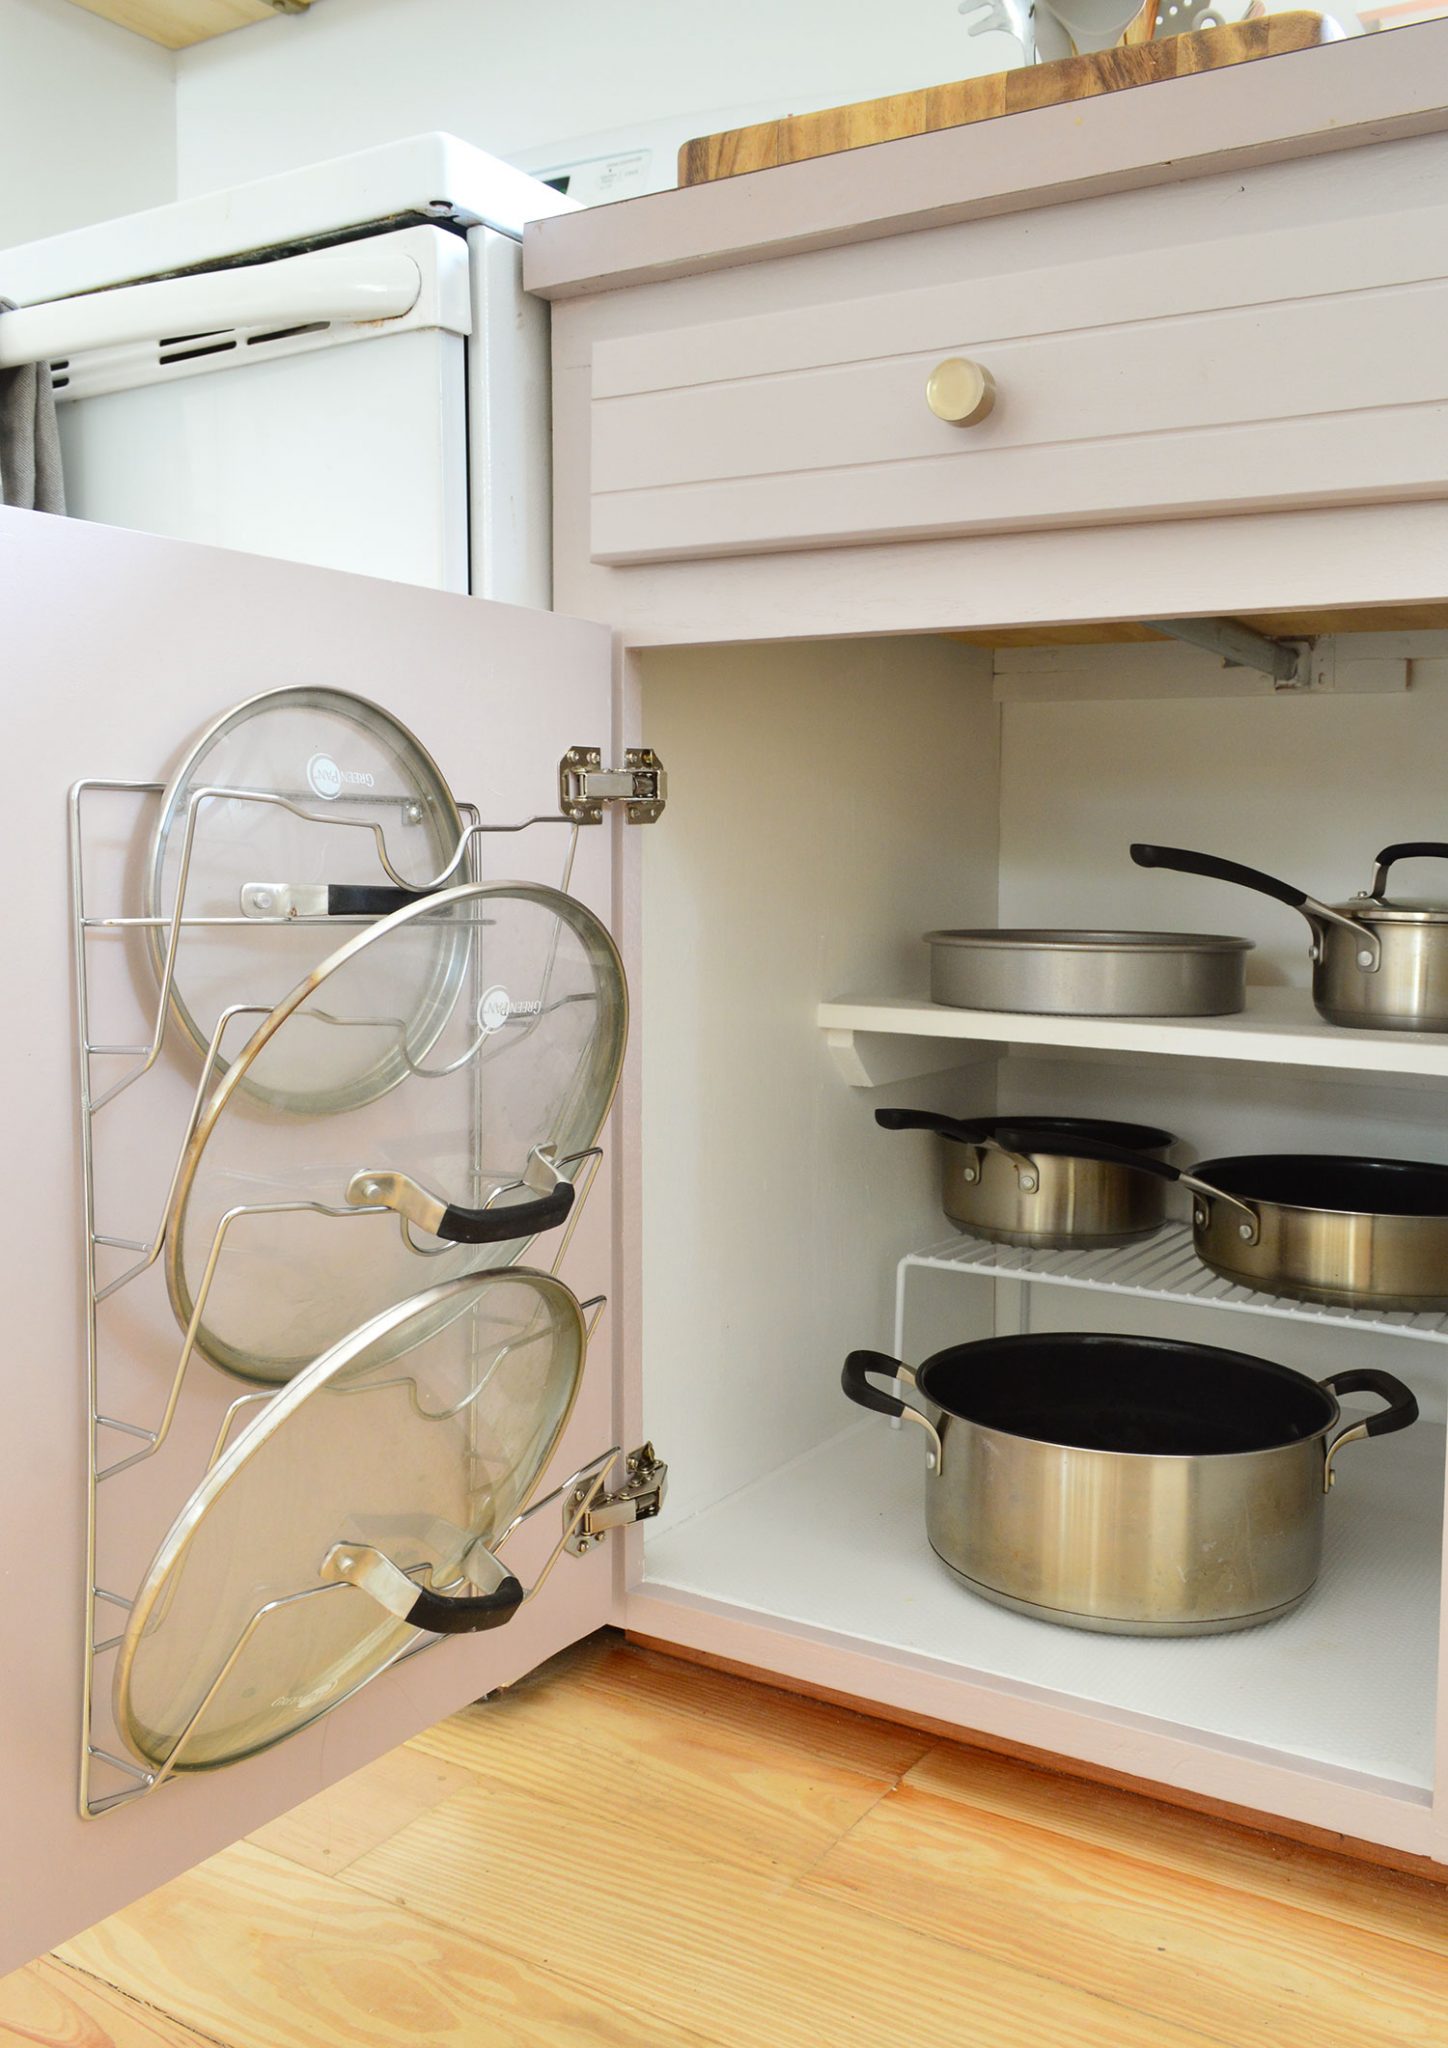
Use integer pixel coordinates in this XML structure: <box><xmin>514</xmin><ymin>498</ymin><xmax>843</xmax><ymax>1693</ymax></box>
<box><xmin>924</xmin><ymin>928</ymin><xmax>1253</xmax><ymax>1017</ymax></box>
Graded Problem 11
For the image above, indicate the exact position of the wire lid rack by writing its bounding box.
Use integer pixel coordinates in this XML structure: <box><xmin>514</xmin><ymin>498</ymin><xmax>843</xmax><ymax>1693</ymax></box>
<box><xmin>72</xmin><ymin>756</ymin><xmax>638</xmax><ymax>1819</ymax></box>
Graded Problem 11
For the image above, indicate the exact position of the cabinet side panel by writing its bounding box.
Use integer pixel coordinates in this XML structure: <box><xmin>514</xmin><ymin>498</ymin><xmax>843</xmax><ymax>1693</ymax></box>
<box><xmin>637</xmin><ymin>637</ymin><xmax>997</xmax><ymax>1530</ymax></box>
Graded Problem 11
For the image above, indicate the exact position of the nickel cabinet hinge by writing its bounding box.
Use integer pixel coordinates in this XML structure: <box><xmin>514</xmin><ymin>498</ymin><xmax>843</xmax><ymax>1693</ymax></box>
<box><xmin>560</xmin><ymin>746</ymin><xmax>667</xmax><ymax>824</ymax></box>
<box><xmin>565</xmin><ymin>1443</ymin><xmax>668</xmax><ymax>1554</ymax></box>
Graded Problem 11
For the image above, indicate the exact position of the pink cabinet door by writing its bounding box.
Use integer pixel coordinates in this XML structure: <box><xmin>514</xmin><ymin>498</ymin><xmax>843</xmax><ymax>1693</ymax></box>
<box><xmin>0</xmin><ymin>508</ymin><xmax>620</xmax><ymax>1974</ymax></box>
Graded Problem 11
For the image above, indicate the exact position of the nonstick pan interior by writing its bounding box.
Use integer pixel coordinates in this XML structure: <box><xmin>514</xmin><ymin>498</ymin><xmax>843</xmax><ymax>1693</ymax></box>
<box><xmin>914</xmin><ymin>1333</ymin><xmax>1335</xmax><ymax>1456</ymax></box>
<box><xmin>1198</xmin><ymin>1154</ymin><xmax>1448</xmax><ymax>1218</ymax></box>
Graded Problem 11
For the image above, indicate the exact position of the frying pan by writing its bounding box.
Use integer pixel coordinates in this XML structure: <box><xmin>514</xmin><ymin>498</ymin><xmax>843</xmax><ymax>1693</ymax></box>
<box><xmin>1133</xmin><ymin>841</ymin><xmax>1448</xmax><ymax>1032</ymax></box>
<box><xmin>1000</xmin><ymin>1126</ymin><xmax>1448</xmax><ymax>1310</ymax></box>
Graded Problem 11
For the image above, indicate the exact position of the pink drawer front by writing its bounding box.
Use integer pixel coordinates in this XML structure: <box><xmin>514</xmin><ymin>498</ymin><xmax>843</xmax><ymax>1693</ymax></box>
<box><xmin>588</xmin><ymin>201</ymin><xmax>1448</xmax><ymax>566</ymax></box>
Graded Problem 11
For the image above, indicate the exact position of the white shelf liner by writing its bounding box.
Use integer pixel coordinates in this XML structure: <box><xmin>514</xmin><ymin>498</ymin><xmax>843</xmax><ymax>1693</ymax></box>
<box><xmin>646</xmin><ymin>1416</ymin><xmax>1444</xmax><ymax>1792</ymax></box>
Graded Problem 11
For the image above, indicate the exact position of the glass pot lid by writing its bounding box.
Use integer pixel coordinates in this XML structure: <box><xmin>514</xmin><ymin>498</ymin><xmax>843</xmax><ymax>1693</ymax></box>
<box><xmin>115</xmin><ymin>1269</ymin><xmax>586</xmax><ymax>1774</ymax></box>
<box><xmin>146</xmin><ymin>686</ymin><xmax>469</xmax><ymax>1114</ymax></box>
<box><xmin>165</xmin><ymin>883</ymin><xmax>627</xmax><ymax>1385</ymax></box>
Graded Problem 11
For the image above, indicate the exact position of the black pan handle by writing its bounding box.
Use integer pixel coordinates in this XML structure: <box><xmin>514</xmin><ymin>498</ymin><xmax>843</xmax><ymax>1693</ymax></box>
<box><xmin>404</xmin><ymin>1575</ymin><xmax>525</xmax><ymax>1635</ymax></box>
<box><xmin>875</xmin><ymin>1108</ymin><xmax>990</xmax><ymax>1143</ymax></box>
<box><xmin>991</xmin><ymin>1126</ymin><xmax>1180</xmax><ymax>1181</ymax></box>
<box><xmin>842</xmin><ymin>1349</ymin><xmax>908</xmax><ymax>1418</ymax></box>
<box><xmin>1368</xmin><ymin>844</ymin><xmax>1448</xmax><ymax>900</ymax></box>
<box><xmin>327</xmin><ymin>883</ymin><xmax>430</xmax><ymax>915</ymax></box>
<box><xmin>989</xmin><ymin>1127</ymin><xmax>1259</xmax><ymax>1236</ymax></box>
<box><xmin>436</xmin><ymin>1182</ymin><xmax>575</xmax><ymax>1245</ymax></box>
<box><xmin>1130</xmin><ymin>842</ymin><xmax>1309</xmax><ymax>913</ymax></box>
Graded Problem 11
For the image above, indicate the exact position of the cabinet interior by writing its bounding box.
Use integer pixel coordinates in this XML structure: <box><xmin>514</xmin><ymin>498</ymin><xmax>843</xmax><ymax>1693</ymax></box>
<box><xmin>635</xmin><ymin>626</ymin><xmax>1448</xmax><ymax>1811</ymax></box>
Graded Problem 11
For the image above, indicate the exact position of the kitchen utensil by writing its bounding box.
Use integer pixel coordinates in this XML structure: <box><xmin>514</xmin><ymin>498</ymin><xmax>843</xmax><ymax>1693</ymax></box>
<box><xmin>115</xmin><ymin>1268</ymin><xmax>589</xmax><ymax>1771</ymax></box>
<box><xmin>147</xmin><ymin>686</ymin><xmax>469</xmax><ymax>1112</ymax></box>
<box><xmin>1132</xmin><ymin>841</ymin><xmax>1448</xmax><ymax>1032</ymax></box>
<box><xmin>875</xmin><ymin>1108</ymin><xmax>1174</xmax><ymax>1246</ymax></box>
<box><xmin>924</xmin><ymin>928</ymin><xmax>1252</xmax><ymax>1016</ymax></box>
<box><xmin>843</xmin><ymin>1335</ymin><xmax>1417</xmax><ymax>1633</ymax></box>
<box><xmin>1037</xmin><ymin>0</ymin><xmax>1153</xmax><ymax>52</ymax></box>
<box><xmin>1008</xmin><ymin>1127</ymin><xmax>1448</xmax><ymax>1309</ymax></box>
<box><xmin>166</xmin><ymin>881</ymin><xmax>627</xmax><ymax>1384</ymax></box>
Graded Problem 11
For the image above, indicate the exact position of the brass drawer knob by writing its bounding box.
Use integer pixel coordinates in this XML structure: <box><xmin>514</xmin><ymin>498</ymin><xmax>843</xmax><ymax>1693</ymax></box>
<box><xmin>926</xmin><ymin>357</ymin><xmax>996</xmax><ymax>426</ymax></box>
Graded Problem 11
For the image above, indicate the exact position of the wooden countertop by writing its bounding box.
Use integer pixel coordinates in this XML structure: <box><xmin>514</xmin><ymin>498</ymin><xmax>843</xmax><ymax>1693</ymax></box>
<box><xmin>523</xmin><ymin>18</ymin><xmax>1448</xmax><ymax>301</ymax></box>
<box><xmin>679</xmin><ymin>16</ymin><xmax>1337</xmax><ymax>188</ymax></box>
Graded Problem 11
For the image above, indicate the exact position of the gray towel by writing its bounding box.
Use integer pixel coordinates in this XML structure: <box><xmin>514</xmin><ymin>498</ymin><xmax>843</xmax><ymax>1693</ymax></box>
<box><xmin>0</xmin><ymin>299</ymin><xmax>65</xmax><ymax>513</ymax></box>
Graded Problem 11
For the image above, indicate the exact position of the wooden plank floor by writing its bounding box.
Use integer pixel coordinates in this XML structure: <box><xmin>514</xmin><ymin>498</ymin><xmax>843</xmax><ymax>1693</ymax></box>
<box><xmin>5</xmin><ymin>1633</ymin><xmax>1448</xmax><ymax>2048</ymax></box>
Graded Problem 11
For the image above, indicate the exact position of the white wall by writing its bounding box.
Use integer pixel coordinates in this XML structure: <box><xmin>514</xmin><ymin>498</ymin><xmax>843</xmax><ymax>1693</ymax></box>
<box><xmin>174</xmin><ymin>0</ymin><xmax>1021</xmax><ymax>197</ymax></box>
<box><xmin>0</xmin><ymin>0</ymin><xmax>175</xmax><ymax>247</ymax></box>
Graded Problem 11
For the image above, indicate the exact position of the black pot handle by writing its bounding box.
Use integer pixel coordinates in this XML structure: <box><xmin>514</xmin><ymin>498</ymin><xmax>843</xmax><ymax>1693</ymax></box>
<box><xmin>1319</xmin><ymin>1368</ymin><xmax>1419</xmax><ymax>1488</ymax></box>
<box><xmin>1318</xmin><ymin>1369</ymin><xmax>1420</xmax><ymax>1437</ymax></box>
<box><xmin>404</xmin><ymin>1575</ymin><xmax>525</xmax><ymax>1634</ymax></box>
<box><xmin>1368</xmin><ymin>844</ymin><xmax>1448</xmax><ymax>900</ymax></box>
<box><xmin>1130</xmin><ymin>842</ymin><xmax>1309</xmax><ymax>913</ymax></box>
<box><xmin>842</xmin><ymin>1348</ymin><xmax>908</xmax><ymax>1418</ymax></box>
<box><xmin>875</xmin><ymin>1108</ymin><xmax>991</xmax><ymax>1143</ymax></box>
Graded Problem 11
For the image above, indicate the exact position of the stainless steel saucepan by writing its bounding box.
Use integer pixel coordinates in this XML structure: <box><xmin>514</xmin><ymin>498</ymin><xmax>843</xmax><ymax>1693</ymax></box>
<box><xmin>874</xmin><ymin>1109</ymin><xmax>1174</xmax><ymax>1248</ymax></box>
<box><xmin>1133</xmin><ymin>841</ymin><xmax>1448</xmax><ymax>1032</ymax></box>
<box><xmin>842</xmin><ymin>1335</ymin><xmax>1418</xmax><ymax>1634</ymax></box>
<box><xmin>1013</xmin><ymin>1126</ymin><xmax>1448</xmax><ymax>1310</ymax></box>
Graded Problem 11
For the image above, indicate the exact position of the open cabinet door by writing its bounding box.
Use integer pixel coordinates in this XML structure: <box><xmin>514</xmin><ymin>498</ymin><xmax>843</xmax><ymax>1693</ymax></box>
<box><xmin>0</xmin><ymin>509</ymin><xmax>631</xmax><ymax>1974</ymax></box>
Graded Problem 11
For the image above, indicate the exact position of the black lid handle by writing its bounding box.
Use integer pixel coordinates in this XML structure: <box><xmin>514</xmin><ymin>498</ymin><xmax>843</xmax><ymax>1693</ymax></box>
<box><xmin>321</xmin><ymin>1541</ymin><xmax>525</xmax><ymax>1636</ymax></box>
<box><xmin>1368</xmin><ymin>845</ymin><xmax>1448</xmax><ymax>900</ymax></box>
<box><xmin>403</xmin><ymin>1576</ymin><xmax>525</xmax><ymax>1634</ymax></box>
<box><xmin>347</xmin><ymin>1167</ymin><xmax>575</xmax><ymax>1245</ymax></box>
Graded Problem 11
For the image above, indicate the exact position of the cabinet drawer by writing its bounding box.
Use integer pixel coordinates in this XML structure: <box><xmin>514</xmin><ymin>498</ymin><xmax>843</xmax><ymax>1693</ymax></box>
<box><xmin>589</xmin><ymin>203</ymin><xmax>1448</xmax><ymax>565</ymax></box>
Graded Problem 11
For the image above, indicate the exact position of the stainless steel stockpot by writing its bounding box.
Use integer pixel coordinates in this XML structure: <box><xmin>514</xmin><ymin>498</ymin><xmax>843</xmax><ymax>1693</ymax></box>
<box><xmin>843</xmin><ymin>1336</ymin><xmax>1418</xmax><ymax>1635</ymax></box>
<box><xmin>874</xmin><ymin>1108</ymin><xmax>1174</xmax><ymax>1248</ymax></box>
<box><xmin>1133</xmin><ymin>841</ymin><xmax>1448</xmax><ymax>1032</ymax></box>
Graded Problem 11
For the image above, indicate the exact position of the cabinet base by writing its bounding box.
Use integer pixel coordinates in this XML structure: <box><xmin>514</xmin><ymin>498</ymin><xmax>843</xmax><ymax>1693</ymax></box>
<box><xmin>626</xmin><ymin>1629</ymin><xmax>1448</xmax><ymax>1887</ymax></box>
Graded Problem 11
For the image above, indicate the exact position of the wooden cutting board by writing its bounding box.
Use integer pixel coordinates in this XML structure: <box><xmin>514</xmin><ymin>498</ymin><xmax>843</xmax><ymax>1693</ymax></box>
<box><xmin>679</xmin><ymin>15</ymin><xmax>1336</xmax><ymax>186</ymax></box>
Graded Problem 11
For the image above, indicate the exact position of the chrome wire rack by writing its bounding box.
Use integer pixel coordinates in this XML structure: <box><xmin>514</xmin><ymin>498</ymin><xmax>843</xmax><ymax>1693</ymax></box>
<box><xmin>72</xmin><ymin>773</ymin><xmax>621</xmax><ymax>1819</ymax></box>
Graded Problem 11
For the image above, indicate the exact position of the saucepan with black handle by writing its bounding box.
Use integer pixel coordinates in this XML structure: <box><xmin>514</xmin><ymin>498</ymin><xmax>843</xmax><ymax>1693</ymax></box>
<box><xmin>1132</xmin><ymin>841</ymin><xmax>1448</xmax><ymax>1032</ymax></box>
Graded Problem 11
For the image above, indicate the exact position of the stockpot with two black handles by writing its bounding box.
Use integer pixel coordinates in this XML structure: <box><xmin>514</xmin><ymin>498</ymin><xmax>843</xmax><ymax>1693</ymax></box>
<box><xmin>843</xmin><ymin>1334</ymin><xmax>1418</xmax><ymax>1634</ymax></box>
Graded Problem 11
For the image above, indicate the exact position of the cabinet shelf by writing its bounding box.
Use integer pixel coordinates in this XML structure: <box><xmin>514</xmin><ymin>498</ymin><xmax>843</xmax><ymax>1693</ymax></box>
<box><xmin>903</xmin><ymin>1223</ymin><xmax>1448</xmax><ymax>1347</ymax></box>
<box><xmin>819</xmin><ymin>985</ymin><xmax>1448</xmax><ymax>1086</ymax></box>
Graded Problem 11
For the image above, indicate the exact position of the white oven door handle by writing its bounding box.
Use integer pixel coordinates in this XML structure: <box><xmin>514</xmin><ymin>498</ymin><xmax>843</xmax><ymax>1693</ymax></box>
<box><xmin>0</xmin><ymin>244</ymin><xmax>424</xmax><ymax>370</ymax></box>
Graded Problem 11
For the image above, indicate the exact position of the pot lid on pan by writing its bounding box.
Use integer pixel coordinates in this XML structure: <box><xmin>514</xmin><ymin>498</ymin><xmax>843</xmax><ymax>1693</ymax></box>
<box><xmin>165</xmin><ymin>882</ymin><xmax>627</xmax><ymax>1385</ymax></box>
<box><xmin>146</xmin><ymin>686</ymin><xmax>469</xmax><ymax>1114</ymax></box>
<box><xmin>115</xmin><ymin>1268</ymin><xmax>586</xmax><ymax>1774</ymax></box>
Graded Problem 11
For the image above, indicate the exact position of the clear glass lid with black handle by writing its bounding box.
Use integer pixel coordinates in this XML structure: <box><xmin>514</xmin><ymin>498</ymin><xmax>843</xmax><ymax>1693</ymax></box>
<box><xmin>114</xmin><ymin>1269</ymin><xmax>592</xmax><ymax>1774</ymax></box>
<box><xmin>165</xmin><ymin>882</ymin><xmax>627</xmax><ymax>1385</ymax></box>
